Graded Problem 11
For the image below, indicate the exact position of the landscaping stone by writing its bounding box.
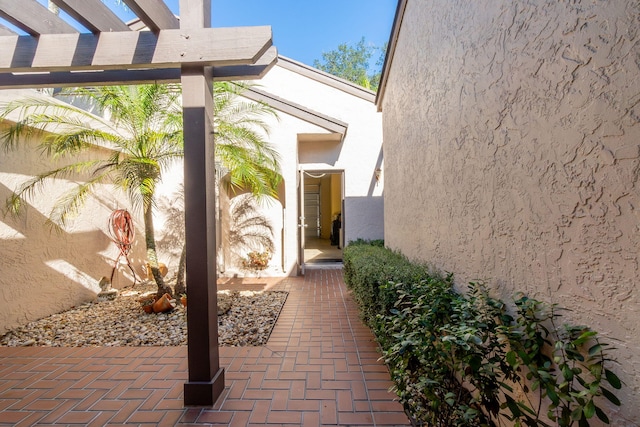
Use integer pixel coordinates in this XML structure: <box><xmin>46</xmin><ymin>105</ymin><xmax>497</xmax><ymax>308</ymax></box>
<box><xmin>0</xmin><ymin>283</ymin><xmax>287</xmax><ymax>347</ymax></box>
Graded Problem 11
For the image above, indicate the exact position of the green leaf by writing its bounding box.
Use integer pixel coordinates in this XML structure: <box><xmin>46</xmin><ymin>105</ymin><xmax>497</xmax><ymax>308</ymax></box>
<box><xmin>547</xmin><ymin>386</ymin><xmax>559</xmax><ymax>405</ymax></box>
<box><xmin>562</xmin><ymin>364</ymin><xmax>574</xmax><ymax>381</ymax></box>
<box><xmin>583</xmin><ymin>399</ymin><xmax>595</xmax><ymax>419</ymax></box>
<box><xmin>500</xmin><ymin>381</ymin><xmax>514</xmax><ymax>392</ymax></box>
<box><xmin>601</xmin><ymin>387</ymin><xmax>621</xmax><ymax>406</ymax></box>
<box><xmin>518</xmin><ymin>401</ymin><xmax>537</xmax><ymax>416</ymax></box>
<box><xmin>561</xmin><ymin>406</ymin><xmax>572</xmax><ymax>426</ymax></box>
<box><xmin>588</xmin><ymin>343</ymin><xmax>602</xmax><ymax>356</ymax></box>
<box><xmin>468</xmin><ymin>355</ymin><xmax>482</xmax><ymax>373</ymax></box>
<box><xmin>444</xmin><ymin>391</ymin><xmax>456</xmax><ymax>406</ymax></box>
<box><xmin>571</xmin><ymin>405</ymin><xmax>583</xmax><ymax>420</ymax></box>
<box><xmin>594</xmin><ymin>405</ymin><xmax>610</xmax><ymax>424</ymax></box>
<box><xmin>506</xmin><ymin>351</ymin><xmax>518</xmax><ymax>367</ymax></box>
<box><xmin>604</xmin><ymin>369</ymin><xmax>622</xmax><ymax>389</ymax></box>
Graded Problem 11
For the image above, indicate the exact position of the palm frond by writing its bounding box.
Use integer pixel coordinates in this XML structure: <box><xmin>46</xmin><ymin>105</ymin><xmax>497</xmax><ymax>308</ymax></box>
<box><xmin>0</xmin><ymin>96</ymin><xmax>119</xmax><ymax>153</ymax></box>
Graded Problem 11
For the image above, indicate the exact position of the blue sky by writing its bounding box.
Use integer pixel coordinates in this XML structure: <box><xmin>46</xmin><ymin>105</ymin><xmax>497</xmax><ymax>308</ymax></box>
<box><xmin>208</xmin><ymin>0</ymin><xmax>397</xmax><ymax>67</ymax></box>
<box><xmin>32</xmin><ymin>0</ymin><xmax>397</xmax><ymax>68</ymax></box>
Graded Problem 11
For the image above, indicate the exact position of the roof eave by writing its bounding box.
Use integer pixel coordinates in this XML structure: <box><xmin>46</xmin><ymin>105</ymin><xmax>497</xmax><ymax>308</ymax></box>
<box><xmin>375</xmin><ymin>0</ymin><xmax>408</xmax><ymax>112</ymax></box>
<box><xmin>276</xmin><ymin>55</ymin><xmax>376</xmax><ymax>103</ymax></box>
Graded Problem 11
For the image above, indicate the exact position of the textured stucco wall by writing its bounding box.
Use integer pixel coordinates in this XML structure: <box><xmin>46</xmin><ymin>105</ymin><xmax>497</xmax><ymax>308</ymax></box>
<box><xmin>0</xmin><ymin>126</ymin><xmax>142</xmax><ymax>335</ymax></box>
<box><xmin>381</xmin><ymin>1</ymin><xmax>639</xmax><ymax>424</ymax></box>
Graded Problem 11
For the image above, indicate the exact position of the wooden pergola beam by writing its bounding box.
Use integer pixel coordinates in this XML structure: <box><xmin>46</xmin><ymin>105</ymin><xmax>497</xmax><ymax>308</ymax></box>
<box><xmin>122</xmin><ymin>0</ymin><xmax>179</xmax><ymax>32</ymax></box>
<box><xmin>50</xmin><ymin>0</ymin><xmax>131</xmax><ymax>33</ymax></box>
<box><xmin>0</xmin><ymin>46</ymin><xmax>277</xmax><ymax>89</ymax></box>
<box><xmin>0</xmin><ymin>0</ymin><xmax>78</xmax><ymax>36</ymax></box>
<box><xmin>0</xmin><ymin>26</ymin><xmax>272</xmax><ymax>72</ymax></box>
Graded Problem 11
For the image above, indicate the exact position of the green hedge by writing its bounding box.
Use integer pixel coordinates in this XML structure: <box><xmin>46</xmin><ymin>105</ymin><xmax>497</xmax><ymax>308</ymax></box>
<box><xmin>343</xmin><ymin>239</ymin><xmax>431</xmax><ymax>326</ymax></box>
<box><xmin>343</xmin><ymin>241</ymin><xmax>623</xmax><ymax>427</ymax></box>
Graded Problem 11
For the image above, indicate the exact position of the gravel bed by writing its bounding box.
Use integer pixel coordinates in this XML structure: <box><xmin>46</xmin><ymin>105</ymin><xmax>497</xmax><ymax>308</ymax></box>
<box><xmin>0</xmin><ymin>284</ymin><xmax>288</xmax><ymax>347</ymax></box>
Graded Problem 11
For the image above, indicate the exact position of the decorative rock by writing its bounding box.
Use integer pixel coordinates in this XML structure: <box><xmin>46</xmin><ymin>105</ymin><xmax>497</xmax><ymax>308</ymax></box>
<box><xmin>97</xmin><ymin>276</ymin><xmax>119</xmax><ymax>302</ymax></box>
<box><xmin>98</xmin><ymin>276</ymin><xmax>111</xmax><ymax>291</ymax></box>
<box><xmin>217</xmin><ymin>291</ymin><xmax>234</xmax><ymax>315</ymax></box>
<box><xmin>0</xmin><ymin>283</ymin><xmax>288</xmax><ymax>348</ymax></box>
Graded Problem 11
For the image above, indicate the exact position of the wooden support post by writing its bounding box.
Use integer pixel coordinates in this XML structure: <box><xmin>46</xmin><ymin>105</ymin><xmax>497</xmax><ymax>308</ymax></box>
<box><xmin>180</xmin><ymin>0</ymin><xmax>224</xmax><ymax>407</ymax></box>
<box><xmin>181</xmin><ymin>64</ymin><xmax>224</xmax><ymax>407</ymax></box>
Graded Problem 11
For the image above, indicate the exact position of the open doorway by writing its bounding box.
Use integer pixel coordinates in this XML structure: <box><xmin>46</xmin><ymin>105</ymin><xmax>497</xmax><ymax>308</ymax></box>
<box><xmin>299</xmin><ymin>170</ymin><xmax>343</xmax><ymax>266</ymax></box>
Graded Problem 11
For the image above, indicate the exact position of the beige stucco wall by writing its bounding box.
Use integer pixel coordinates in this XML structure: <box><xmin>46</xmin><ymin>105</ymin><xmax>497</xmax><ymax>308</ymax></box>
<box><xmin>380</xmin><ymin>0</ymin><xmax>639</xmax><ymax>424</ymax></box>
<box><xmin>259</xmin><ymin>62</ymin><xmax>385</xmax><ymax>246</ymax></box>
<box><xmin>0</xmin><ymin>118</ymin><xmax>143</xmax><ymax>335</ymax></box>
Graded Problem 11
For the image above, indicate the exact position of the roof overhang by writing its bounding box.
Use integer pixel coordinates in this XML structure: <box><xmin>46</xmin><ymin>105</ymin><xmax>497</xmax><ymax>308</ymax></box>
<box><xmin>242</xmin><ymin>84</ymin><xmax>348</xmax><ymax>140</ymax></box>
<box><xmin>375</xmin><ymin>0</ymin><xmax>408</xmax><ymax>112</ymax></box>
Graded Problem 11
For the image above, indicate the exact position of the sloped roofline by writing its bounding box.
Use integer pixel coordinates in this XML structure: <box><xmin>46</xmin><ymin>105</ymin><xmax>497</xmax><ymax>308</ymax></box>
<box><xmin>277</xmin><ymin>56</ymin><xmax>376</xmax><ymax>103</ymax></box>
<box><xmin>375</xmin><ymin>0</ymin><xmax>408</xmax><ymax>112</ymax></box>
<box><xmin>242</xmin><ymin>85</ymin><xmax>348</xmax><ymax>139</ymax></box>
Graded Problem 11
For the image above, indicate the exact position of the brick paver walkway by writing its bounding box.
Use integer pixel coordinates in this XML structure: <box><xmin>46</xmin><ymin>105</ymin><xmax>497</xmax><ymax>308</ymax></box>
<box><xmin>0</xmin><ymin>267</ymin><xmax>410</xmax><ymax>426</ymax></box>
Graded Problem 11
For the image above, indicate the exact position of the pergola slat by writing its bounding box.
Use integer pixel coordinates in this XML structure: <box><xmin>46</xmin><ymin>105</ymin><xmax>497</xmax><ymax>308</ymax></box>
<box><xmin>0</xmin><ymin>69</ymin><xmax>179</xmax><ymax>89</ymax></box>
<box><xmin>0</xmin><ymin>0</ymin><xmax>77</xmax><ymax>36</ymax></box>
<box><xmin>205</xmin><ymin>45</ymin><xmax>277</xmax><ymax>80</ymax></box>
<box><xmin>50</xmin><ymin>0</ymin><xmax>130</xmax><ymax>33</ymax></box>
<box><xmin>0</xmin><ymin>46</ymin><xmax>277</xmax><ymax>88</ymax></box>
<box><xmin>122</xmin><ymin>0</ymin><xmax>179</xmax><ymax>32</ymax></box>
<box><xmin>0</xmin><ymin>26</ymin><xmax>272</xmax><ymax>72</ymax></box>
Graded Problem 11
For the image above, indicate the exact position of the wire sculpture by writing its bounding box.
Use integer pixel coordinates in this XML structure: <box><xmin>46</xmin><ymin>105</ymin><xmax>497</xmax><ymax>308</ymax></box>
<box><xmin>107</xmin><ymin>209</ymin><xmax>138</xmax><ymax>285</ymax></box>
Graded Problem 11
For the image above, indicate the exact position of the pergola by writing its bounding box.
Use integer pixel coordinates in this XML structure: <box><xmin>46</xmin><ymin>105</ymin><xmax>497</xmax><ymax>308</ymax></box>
<box><xmin>0</xmin><ymin>0</ymin><xmax>277</xmax><ymax>406</ymax></box>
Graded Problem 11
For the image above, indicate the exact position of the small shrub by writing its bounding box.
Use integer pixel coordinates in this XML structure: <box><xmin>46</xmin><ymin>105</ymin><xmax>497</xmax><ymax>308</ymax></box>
<box><xmin>242</xmin><ymin>251</ymin><xmax>271</xmax><ymax>270</ymax></box>
<box><xmin>342</xmin><ymin>241</ymin><xmax>624</xmax><ymax>427</ymax></box>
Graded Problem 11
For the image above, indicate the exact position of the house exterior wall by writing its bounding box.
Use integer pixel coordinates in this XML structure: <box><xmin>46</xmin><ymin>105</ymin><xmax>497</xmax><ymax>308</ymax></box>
<box><xmin>0</xmin><ymin>121</ymin><xmax>142</xmax><ymax>335</ymax></box>
<box><xmin>259</xmin><ymin>62</ymin><xmax>384</xmax><ymax>246</ymax></box>
<box><xmin>155</xmin><ymin>62</ymin><xmax>384</xmax><ymax>276</ymax></box>
<box><xmin>380</xmin><ymin>0</ymin><xmax>639</xmax><ymax>424</ymax></box>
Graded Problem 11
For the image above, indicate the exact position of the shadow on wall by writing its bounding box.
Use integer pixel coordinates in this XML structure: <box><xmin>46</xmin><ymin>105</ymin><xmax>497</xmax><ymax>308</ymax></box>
<box><xmin>155</xmin><ymin>185</ymin><xmax>185</xmax><ymax>280</ymax></box>
<box><xmin>367</xmin><ymin>145</ymin><xmax>384</xmax><ymax>197</ymax></box>
<box><xmin>0</xmin><ymin>181</ymin><xmax>134</xmax><ymax>335</ymax></box>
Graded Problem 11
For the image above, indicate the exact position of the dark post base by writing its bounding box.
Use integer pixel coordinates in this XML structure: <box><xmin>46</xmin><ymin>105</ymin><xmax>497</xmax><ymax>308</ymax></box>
<box><xmin>184</xmin><ymin>368</ymin><xmax>225</xmax><ymax>406</ymax></box>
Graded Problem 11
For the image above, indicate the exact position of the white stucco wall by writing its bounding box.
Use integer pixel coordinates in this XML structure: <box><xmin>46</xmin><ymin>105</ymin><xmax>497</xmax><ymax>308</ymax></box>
<box><xmin>154</xmin><ymin>62</ymin><xmax>384</xmax><ymax>276</ymax></box>
<box><xmin>380</xmin><ymin>1</ymin><xmax>639</xmax><ymax>424</ymax></box>
<box><xmin>0</xmin><ymin>113</ymin><xmax>142</xmax><ymax>335</ymax></box>
<box><xmin>258</xmin><ymin>62</ymin><xmax>385</xmax><ymax>245</ymax></box>
<box><xmin>153</xmin><ymin>108</ymin><xmax>328</xmax><ymax>277</ymax></box>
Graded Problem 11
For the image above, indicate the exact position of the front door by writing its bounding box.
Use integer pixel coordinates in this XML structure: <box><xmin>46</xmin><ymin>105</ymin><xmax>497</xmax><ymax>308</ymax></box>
<box><xmin>298</xmin><ymin>170</ymin><xmax>344</xmax><ymax>272</ymax></box>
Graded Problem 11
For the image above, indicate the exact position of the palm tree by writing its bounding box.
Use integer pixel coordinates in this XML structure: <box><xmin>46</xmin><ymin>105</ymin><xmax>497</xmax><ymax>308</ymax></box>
<box><xmin>1</xmin><ymin>85</ymin><xmax>182</xmax><ymax>296</ymax></box>
<box><xmin>1</xmin><ymin>83</ymin><xmax>281</xmax><ymax>297</ymax></box>
<box><xmin>214</xmin><ymin>82</ymin><xmax>281</xmax><ymax>199</ymax></box>
<box><xmin>173</xmin><ymin>82</ymin><xmax>282</xmax><ymax>295</ymax></box>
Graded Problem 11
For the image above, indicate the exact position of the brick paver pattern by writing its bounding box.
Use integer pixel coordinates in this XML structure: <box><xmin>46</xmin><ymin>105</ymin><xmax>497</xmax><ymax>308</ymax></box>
<box><xmin>0</xmin><ymin>267</ymin><xmax>410</xmax><ymax>426</ymax></box>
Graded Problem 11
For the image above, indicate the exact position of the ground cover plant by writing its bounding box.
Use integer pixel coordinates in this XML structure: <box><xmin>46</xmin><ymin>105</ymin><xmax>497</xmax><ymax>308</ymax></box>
<box><xmin>343</xmin><ymin>241</ymin><xmax>623</xmax><ymax>427</ymax></box>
